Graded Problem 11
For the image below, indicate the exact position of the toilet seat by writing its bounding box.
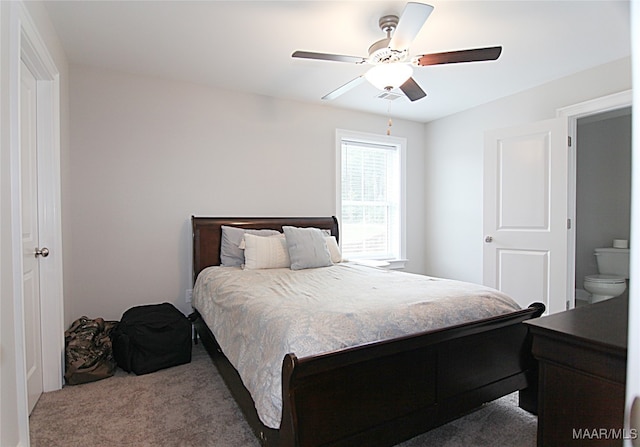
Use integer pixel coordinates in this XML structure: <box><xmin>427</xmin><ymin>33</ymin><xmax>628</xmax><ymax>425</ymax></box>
<box><xmin>584</xmin><ymin>274</ymin><xmax>626</xmax><ymax>285</ymax></box>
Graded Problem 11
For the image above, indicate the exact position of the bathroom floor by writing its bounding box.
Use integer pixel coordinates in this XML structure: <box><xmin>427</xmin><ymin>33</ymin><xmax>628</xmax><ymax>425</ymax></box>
<box><xmin>575</xmin><ymin>288</ymin><xmax>591</xmax><ymax>307</ymax></box>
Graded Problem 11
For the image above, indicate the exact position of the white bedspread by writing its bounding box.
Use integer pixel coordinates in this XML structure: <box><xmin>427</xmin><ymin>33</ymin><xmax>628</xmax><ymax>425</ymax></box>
<box><xmin>192</xmin><ymin>263</ymin><xmax>520</xmax><ymax>429</ymax></box>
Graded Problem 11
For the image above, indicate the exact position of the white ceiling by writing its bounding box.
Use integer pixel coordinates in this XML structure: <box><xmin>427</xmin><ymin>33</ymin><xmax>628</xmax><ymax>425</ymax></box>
<box><xmin>43</xmin><ymin>0</ymin><xmax>631</xmax><ymax>123</ymax></box>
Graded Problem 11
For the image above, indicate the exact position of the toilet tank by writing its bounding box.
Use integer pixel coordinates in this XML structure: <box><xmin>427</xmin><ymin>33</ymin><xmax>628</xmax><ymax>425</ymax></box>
<box><xmin>594</xmin><ymin>247</ymin><xmax>630</xmax><ymax>278</ymax></box>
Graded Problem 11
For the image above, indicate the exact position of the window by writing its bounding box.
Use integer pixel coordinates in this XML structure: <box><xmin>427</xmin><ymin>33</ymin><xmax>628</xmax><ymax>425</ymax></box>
<box><xmin>336</xmin><ymin>129</ymin><xmax>406</xmax><ymax>267</ymax></box>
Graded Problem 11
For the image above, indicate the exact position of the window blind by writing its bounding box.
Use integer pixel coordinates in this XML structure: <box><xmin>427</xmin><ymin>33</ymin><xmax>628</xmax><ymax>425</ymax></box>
<box><xmin>341</xmin><ymin>140</ymin><xmax>400</xmax><ymax>260</ymax></box>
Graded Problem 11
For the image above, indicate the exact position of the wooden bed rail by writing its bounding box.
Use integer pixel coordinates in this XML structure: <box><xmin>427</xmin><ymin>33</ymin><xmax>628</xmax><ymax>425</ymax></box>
<box><xmin>279</xmin><ymin>303</ymin><xmax>545</xmax><ymax>447</ymax></box>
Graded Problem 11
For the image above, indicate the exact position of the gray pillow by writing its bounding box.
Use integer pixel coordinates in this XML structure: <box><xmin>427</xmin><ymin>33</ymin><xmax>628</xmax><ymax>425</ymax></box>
<box><xmin>282</xmin><ymin>226</ymin><xmax>333</xmax><ymax>270</ymax></box>
<box><xmin>220</xmin><ymin>226</ymin><xmax>280</xmax><ymax>267</ymax></box>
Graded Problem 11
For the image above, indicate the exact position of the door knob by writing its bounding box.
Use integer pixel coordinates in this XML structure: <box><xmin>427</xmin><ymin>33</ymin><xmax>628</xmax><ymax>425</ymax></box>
<box><xmin>485</xmin><ymin>236</ymin><xmax>493</xmax><ymax>243</ymax></box>
<box><xmin>35</xmin><ymin>247</ymin><xmax>49</xmax><ymax>258</ymax></box>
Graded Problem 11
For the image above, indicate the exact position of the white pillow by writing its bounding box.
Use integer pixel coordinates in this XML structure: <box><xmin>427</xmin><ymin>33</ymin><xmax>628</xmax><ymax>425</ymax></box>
<box><xmin>325</xmin><ymin>236</ymin><xmax>342</xmax><ymax>263</ymax></box>
<box><xmin>243</xmin><ymin>234</ymin><xmax>290</xmax><ymax>269</ymax></box>
<box><xmin>220</xmin><ymin>226</ymin><xmax>280</xmax><ymax>266</ymax></box>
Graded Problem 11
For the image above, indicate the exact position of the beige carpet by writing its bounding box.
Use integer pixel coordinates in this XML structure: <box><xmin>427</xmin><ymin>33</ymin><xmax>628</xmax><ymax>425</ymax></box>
<box><xmin>29</xmin><ymin>343</ymin><xmax>536</xmax><ymax>447</ymax></box>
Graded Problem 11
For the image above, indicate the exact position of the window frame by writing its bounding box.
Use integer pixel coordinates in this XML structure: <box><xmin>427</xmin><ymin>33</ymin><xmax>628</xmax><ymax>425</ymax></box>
<box><xmin>335</xmin><ymin>129</ymin><xmax>407</xmax><ymax>269</ymax></box>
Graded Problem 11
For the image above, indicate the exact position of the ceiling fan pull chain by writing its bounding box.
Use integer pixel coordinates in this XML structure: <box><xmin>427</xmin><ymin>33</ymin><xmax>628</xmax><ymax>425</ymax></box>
<box><xmin>387</xmin><ymin>100</ymin><xmax>393</xmax><ymax>136</ymax></box>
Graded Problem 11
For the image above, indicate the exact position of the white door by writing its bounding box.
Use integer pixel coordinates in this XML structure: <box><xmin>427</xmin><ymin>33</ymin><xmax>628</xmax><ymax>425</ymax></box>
<box><xmin>483</xmin><ymin>118</ymin><xmax>568</xmax><ymax>314</ymax></box>
<box><xmin>21</xmin><ymin>59</ymin><xmax>44</xmax><ymax>414</ymax></box>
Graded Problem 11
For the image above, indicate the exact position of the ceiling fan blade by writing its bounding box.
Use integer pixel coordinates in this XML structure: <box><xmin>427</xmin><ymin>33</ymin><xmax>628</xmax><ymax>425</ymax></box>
<box><xmin>399</xmin><ymin>77</ymin><xmax>427</xmax><ymax>102</ymax></box>
<box><xmin>389</xmin><ymin>2</ymin><xmax>434</xmax><ymax>51</ymax></box>
<box><xmin>415</xmin><ymin>46</ymin><xmax>503</xmax><ymax>66</ymax></box>
<box><xmin>292</xmin><ymin>50</ymin><xmax>367</xmax><ymax>64</ymax></box>
<box><xmin>322</xmin><ymin>76</ymin><xmax>365</xmax><ymax>100</ymax></box>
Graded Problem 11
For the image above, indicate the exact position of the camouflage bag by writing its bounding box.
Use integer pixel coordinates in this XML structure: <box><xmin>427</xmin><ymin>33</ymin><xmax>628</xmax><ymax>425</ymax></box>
<box><xmin>64</xmin><ymin>317</ymin><xmax>118</xmax><ymax>385</ymax></box>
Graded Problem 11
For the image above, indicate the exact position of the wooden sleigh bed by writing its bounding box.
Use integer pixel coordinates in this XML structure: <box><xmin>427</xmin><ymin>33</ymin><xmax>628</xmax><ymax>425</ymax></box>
<box><xmin>191</xmin><ymin>216</ymin><xmax>545</xmax><ymax>447</ymax></box>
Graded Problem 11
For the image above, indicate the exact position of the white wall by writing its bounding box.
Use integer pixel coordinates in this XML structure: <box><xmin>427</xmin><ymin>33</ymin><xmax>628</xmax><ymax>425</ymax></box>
<box><xmin>64</xmin><ymin>65</ymin><xmax>426</xmax><ymax>323</ymax></box>
<box><xmin>423</xmin><ymin>56</ymin><xmax>632</xmax><ymax>284</ymax></box>
<box><xmin>66</xmin><ymin>56</ymin><xmax>633</xmax><ymax>324</ymax></box>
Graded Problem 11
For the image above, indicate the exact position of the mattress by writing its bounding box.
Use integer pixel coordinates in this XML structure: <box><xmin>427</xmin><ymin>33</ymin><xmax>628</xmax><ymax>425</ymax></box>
<box><xmin>192</xmin><ymin>263</ymin><xmax>520</xmax><ymax>429</ymax></box>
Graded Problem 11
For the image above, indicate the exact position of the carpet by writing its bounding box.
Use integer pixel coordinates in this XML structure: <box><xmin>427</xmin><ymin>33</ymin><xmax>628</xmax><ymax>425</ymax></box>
<box><xmin>29</xmin><ymin>343</ymin><xmax>536</xmax><ymax>446</ymax></box>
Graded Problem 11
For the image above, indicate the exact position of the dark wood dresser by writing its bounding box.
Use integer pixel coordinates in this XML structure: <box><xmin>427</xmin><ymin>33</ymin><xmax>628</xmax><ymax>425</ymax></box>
<box><xmin>525</xmin><ymin>297</ymin><xmax>628</xmax><ymax>446</ymax></box>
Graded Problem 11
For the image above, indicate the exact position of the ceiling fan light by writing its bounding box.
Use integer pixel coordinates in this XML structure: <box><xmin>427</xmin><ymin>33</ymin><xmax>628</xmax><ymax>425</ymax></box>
<box><xmin>365</xmin><ymin>63</ymin><xmax>413</xmax><ymax>91</ymax></box>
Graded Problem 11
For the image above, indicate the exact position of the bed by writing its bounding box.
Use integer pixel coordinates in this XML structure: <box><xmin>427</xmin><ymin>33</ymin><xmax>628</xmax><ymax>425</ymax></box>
<box><xmin>190</xmin><ymin>216</ymin><xmax>544</xmax><ymax>447</ymax></box>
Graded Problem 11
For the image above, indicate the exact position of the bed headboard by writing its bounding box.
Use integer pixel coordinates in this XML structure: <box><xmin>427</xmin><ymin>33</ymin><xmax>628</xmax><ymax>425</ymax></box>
<box><xmin>191</xmin><ymin>216</ymin><xmax>339</xmax><ymax>284</ymax></box>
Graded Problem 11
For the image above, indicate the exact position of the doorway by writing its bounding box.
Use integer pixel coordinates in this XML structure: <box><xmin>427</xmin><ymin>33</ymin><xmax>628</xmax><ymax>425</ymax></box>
<box><xmin>574</xmin><ymin>107</ymin><xmax>632</xmax><ymax>306</ymax></box>
<box><xmin>6</xmin><ymin>3</ymin><xmax>65</xmax><ymax>443</ymax></box>
<box><xmin>483</xmin><ymin>91</ymin><xmax>633</xmax><ymax>315</ymax></box>
<box><xmin>559</xmin><ymin>90</ymin><xmax>633</xmax><ymax>309</ymax></box>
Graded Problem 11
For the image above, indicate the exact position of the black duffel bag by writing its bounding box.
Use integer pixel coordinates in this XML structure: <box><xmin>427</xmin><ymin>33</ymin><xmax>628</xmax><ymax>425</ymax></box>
<box><xmin>111</xmin><ymin>303</ymin><xmax>192</xmax><ymax>375</ymax></box>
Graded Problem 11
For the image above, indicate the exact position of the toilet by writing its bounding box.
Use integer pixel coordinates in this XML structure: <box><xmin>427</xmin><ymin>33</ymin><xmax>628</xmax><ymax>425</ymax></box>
<box><xmin>583</xmin><ymin>247</ymin><xmax>630</xmax><ymax>303</ymax></box>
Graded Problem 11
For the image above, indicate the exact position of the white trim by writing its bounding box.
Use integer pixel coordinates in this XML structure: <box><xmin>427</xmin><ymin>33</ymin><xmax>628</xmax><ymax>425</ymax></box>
<box><xmin>556</xmin><ymin>90</ymin><xmax>632</xmax><ymax>309</ymax></box>
<box><xmin>8</xmin><ymin>5</ymin><xmax>30</xmax><ymax>444</ymax></box>
<box><xmin>557</xmin><ymin>90</ymin><xmax>632</xmax><ymax>120</ymax></box>
<box><xmin>8</xmin><ymin>3</ymin><xmax>64</xmax><ymax>443</ymax></box>
<box><xmin>625</xmin><ymin>3</ymin><xmax>639</xmax><ymax>441</ymax></box>
<box><xmin>335</xmin><ymin>129</ymin><xmax>407</xmax><ymax>268</ymax></box>
<box><xmin>16</xmin><ymin>0</ymin><xmax>64</xmax><ymax>391</ymax></box>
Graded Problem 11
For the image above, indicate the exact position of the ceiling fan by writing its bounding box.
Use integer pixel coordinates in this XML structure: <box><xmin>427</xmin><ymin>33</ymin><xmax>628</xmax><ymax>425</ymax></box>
<box><xmin>292</xmin><ymin>2</ymin><xmax>502</xmax><ymax>102</ymax></box>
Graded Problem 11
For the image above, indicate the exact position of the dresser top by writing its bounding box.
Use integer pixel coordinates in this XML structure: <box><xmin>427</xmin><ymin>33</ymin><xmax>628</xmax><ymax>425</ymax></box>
<box><xmin>525</xmin><ymin>296</ymin><xmax>628</xmax><ymax>353</ymax></box>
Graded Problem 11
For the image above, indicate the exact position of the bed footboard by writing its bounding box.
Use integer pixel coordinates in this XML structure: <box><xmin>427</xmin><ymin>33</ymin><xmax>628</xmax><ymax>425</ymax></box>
<box><xmin>194</xmin><ymin>303</ymin><xmax>544</xmax><ymax>447</ymax></box>
<box><xmin>278</xmin><ymin>303</ymin><xmax>545</xmax><ymax>447</ymax></box>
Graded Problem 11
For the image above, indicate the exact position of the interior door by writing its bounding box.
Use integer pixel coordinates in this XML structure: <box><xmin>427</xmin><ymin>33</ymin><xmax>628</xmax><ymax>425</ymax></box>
<box><xmin>483</xmin><ymin>117</ymin><xmax>568</xmax><ymax>314</ymax></box>
<box><xmin>21</xmin><ymin>59</ymin><xmax>44</xmax><ymax>414</ymax></box>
